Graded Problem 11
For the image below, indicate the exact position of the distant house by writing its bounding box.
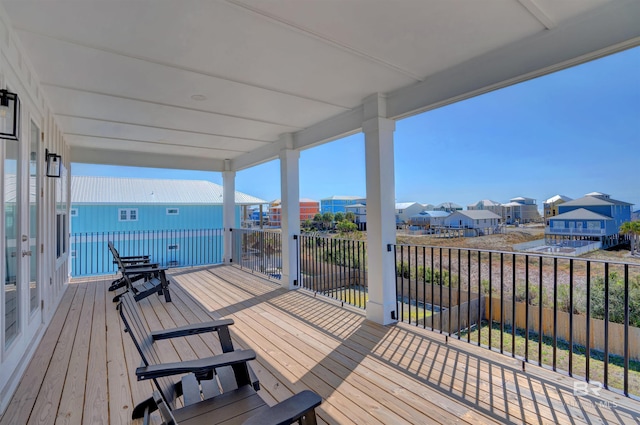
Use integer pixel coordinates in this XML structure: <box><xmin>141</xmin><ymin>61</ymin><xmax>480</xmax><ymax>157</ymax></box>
<box><xmin>409</xmin><ymin>210</ymin><xmax>450</xmax><ymax>229</ymax></box>
<box><xmin>395</xmin><ymin>202</ymin><xmax>424</xmax><ymax>225</ymax></box>
<box><xmin>633</xmin><ymin>209</ymin><xmax>640</xmax><ymax>221</ymax></box>
<box><xmin>444</xmin><ymin>210</ymin><xmax>501</xmax><ymax>230</ymax></box>
<box><xmin>546</xmin><ymin>192</ymin><xmax>632</xmax><ymax>248</ymax></box>
<box><xmin>320</xmin><ymin>195</ymin><xmax>365</xmax><ymax>214</ymax></box>
<box><xmin>344</xmin><ymin>203</ymin><xmax>367</xmax><ymax>230</ymax></box>
<box><xmin>70</xmin><ymin>176</ymin><xmax>266</xmax><ymax>272</ymax></box>
<box><xmin>268</xmin><ymin>198</ymin><xmax>320</xmax><ymax>227</ymax></box>
<box><xmin>421</xmin><ymin>203</ymin><xmax>435</xmax><ymax>211</ymax></box>
<box><xmin>501</xmin><ymin>196</ymin><xmax>541</xmax><ymax>224</ymax></box>
<box><xmin>467</xmin><ymin>199</ymin><xmax>503</xmax><ymax>216</ymax></box>
<box><xmin>434</xmin><ymin>202</ymin><xmax>463</xmax><ymax>212</ymax></box>
<box><xmin>543</xmin><ymin>195</ymin><xmax>572</xmax><ymax>221</ymax></box>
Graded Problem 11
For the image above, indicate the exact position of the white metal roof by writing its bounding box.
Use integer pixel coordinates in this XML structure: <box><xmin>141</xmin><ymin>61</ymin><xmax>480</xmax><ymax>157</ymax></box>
<box><xmin>321</xmin><ymin>195</ymin><xmax>364</xmax><ymax>201</ymax></box>
<box><xmin>71</xmin><ymin>176</ymin><xmax>266</xmax><ymax>205</ymax></box>
<box><xmin>452</xmin><ymin>210</ymin><xmax>502</xmax><ymax>220</ymax></box>
<box><xmin>395</xmin><ymin>202</ymin><xmax>419</xmax><ymax>209</ymax></box>
<box><xmin>544</xmin><ymin>194</ymin><xmax>573</xmax><ymax>204</ymax></box>
<box><xmin>2</xmin><ymin>1</ymin><xmax>638</xmax><ymax>172</ymax></box>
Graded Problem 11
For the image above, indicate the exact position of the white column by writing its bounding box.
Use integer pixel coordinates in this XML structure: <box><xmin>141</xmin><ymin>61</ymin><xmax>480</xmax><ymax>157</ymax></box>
<box><xmin>222</xmin><ymin>160</ymin><xmax>236</xmax><ymax>264</ymax></box>
<box><xmin>279</xmin><ymin>141</ymin><xmax>300</xmax><ymax>290</ymax></box>
<box><xmin>363</xmin><ymin>94</ymin><xmax>397</xmax><ymax>325</ymax></box>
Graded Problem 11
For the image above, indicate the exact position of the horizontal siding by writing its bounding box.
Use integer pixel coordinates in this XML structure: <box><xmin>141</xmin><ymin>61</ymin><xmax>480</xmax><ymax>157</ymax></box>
<box><xmin>71</xmin><ymin>205</ymin><xmax>240</xmax><ymax>233</ymax></box>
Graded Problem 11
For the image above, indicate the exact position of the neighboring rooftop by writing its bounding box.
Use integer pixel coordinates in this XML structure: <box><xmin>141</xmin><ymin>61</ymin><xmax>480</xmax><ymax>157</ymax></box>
<box><xmin>549</xmin><ymin>208</ymin><xmax>613</xmax><ymax>221</ymax></box>
<box><xmin>71</xmin><ymin>176</ymin><xmax>266</xmax><ymax>205</ymax></box>
<box><xmin>562</xmin><ymin>194</ymin><xmax>633</xmax><ymax>207</ymax></box>
<box><xmin>544</xmin><ymin>195</ymin><xmax>572</xmax><ymax>204</ymax></box>
<box><xmin>321</xmin><ymin>195</ymin><xmax>364</xmax><ymax>201</ymax></box>
<box><xmin>454</xmin><ymin>210</ymin><xmax>502</xmax><ymax>220</ymax></box>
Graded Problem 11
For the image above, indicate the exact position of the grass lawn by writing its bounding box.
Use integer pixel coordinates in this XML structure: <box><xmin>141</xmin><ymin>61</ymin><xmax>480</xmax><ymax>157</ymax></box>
<box><xmin>460</xmin><ymin>322</ymin><xmax>640</xmax><ymax>397</ymax></box>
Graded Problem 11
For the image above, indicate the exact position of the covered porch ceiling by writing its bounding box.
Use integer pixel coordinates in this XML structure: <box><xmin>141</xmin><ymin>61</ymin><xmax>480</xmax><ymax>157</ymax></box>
<box><xmin>3</xmin><ymin>0</ymin><xmax>639</xmax><ymax>172</ymax></box>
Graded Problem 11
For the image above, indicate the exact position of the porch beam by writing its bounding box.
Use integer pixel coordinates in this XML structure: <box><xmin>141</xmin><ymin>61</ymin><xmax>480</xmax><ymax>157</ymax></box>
<box><xmin>363</xmin><ymin>94</ymin><xmax>397</xmax><ymax>325</ymax></box>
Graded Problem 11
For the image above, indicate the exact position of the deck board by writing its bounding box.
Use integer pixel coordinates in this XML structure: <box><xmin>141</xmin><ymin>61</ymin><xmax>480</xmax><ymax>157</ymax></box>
<box><xmin>1</xmin><ymin>265</ymin><xmax>639</xmax><ymax>424</ymax></box>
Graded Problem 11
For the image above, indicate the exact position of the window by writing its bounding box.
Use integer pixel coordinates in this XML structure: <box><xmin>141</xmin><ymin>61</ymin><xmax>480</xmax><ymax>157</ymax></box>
<box><xmin>168</xmin><ymin>244</ymin><xmax>179</xmax><ymax>250</ymax></box>
<box><xmin>118</xmin><ymin>209</ymin><xmax>138</xmax><ymax>221</ymax></box>
<box><xmin>166</xmin><ymin>208</ymin><xmax>179</xmax><ymax>215</ymax></box>
<box><xmin>70</xmin><ymin>208</ymin><xmax>78</xmax><ymax>217</ymax></box>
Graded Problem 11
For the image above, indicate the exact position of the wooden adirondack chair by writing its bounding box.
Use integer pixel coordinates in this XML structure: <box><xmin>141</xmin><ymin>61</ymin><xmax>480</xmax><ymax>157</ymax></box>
<box><xmin>109</xmin><ymin>241</ymin><xmax>171</xmax><ymax>302</ymax></box>
<box><xmin>117</xmin><ymin>291</ymin><xmax>321</xmax><ymax>425</ymax></box>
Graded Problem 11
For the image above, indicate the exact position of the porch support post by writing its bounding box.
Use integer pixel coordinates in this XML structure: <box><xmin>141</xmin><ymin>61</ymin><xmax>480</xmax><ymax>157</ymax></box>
<box><xmin>223</xmin><ymin>160</ymin><xmax>236</xmax><ymax>264</ymax></box>
<box><xmin>279</xmin><ymin>134</ymin><xmax>300</xmax><ymax>290</ymax></box>
<box><xmin>363</xmin><ymin>94</ymin><xmax>397</xmax><ymax>325</ymax></box>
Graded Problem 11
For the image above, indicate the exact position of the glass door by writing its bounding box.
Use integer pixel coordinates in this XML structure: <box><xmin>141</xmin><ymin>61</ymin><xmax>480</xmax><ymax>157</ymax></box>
<box><xmin>4</xmin><ymin>136</ymin><xmax>19</xmax><ymax>348</ymax></box>
<box><xmin>29</xmin><ymin>121</ymin><xmax>39</xmax><ymax>315</ymax></box>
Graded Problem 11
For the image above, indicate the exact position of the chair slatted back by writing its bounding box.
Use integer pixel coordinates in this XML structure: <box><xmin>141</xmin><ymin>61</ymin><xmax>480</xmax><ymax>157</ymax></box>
<box><xmin>118</xmin><ymin>291</ymin><xmax>177</xmax><ymax>407</ymax></box>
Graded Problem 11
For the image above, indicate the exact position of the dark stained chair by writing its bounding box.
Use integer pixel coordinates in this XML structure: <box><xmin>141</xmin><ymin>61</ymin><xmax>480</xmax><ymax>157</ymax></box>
<box><xmin>109</xmin><ymin>241</ymin><xmax>171</xmax><ymax>302</ymax></box>
<box><xmin>117</xmin><ymin>291</ymin><xmax>321</xmax><ymax>425</ymax></box>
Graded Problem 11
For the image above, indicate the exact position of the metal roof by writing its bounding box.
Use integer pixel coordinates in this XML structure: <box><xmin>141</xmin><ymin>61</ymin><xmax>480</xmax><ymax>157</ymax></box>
<box><xmin>71</xmin><ymin>176</ymin><xmax>266</xmax><ymax>205</ymax></box>
<box><xmin>451</xmin><ymin>210</ymin><xmax>502</xmax><ymax>220</ymax></box>
<box><xmin>412</xmin><ymin>210</ymin><xmax>450</xmax><ymax>218</ymax></box>
<box><xmin>321</xmin><ymin>195</ymin><xmax>364</xmax><ymax>201</ymax></box>
<box><xmin>396</xmin><ymin>202</ymin><xmax>419</xmax><ymax>209</ymax></box>
<box><xmin>561</xmin><ymin>195</ymin><xmax>632</xmax><ymax>207</ymax></box>
<box><xmin>544</xmin><ymin>194</ymin><xmax>572</xmax><ymax>204</ymax></box>
<box><xmin>550</xmin><ymin>208</ymin><xmax>613</xmax><ymax>221</ymax></box>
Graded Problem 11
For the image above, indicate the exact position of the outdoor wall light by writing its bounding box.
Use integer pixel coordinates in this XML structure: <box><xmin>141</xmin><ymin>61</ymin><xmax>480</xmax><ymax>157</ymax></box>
<box><xmin>0</xmin><ymin>89</ymin><xmax>20</xmax><ymax>141</ymax></box>
<box><xmin>45</xmin><ymin>148</ymin><xmax>62</xmax><ymax>178</ymax></box>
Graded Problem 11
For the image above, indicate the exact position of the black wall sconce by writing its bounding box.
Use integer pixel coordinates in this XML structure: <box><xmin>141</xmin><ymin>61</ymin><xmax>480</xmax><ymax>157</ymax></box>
<box><xmin>0</xmin><ymin>89</ymin><xmax>20</xmax><ymax>141</ymax></box>
<box><xmin>45</xmin><ymin>148</ymin><xmax>62</xmax><ymax>178</ymax></box>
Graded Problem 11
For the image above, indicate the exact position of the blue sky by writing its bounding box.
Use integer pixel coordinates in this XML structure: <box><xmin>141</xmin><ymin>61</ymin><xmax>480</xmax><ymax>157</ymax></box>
<box><xmin>73</xmin><ymin>46</ymin><xmax>640</xmax><ymax>210</ymax></box>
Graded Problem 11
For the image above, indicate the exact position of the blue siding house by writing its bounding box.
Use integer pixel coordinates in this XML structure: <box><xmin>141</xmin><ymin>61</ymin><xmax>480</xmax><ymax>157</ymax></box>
<box><xmin>320</xmin><ymin>195</ymin><xmax>365</xmax><ymax>214</ymax></box>
<box><xmin>70</xmin><ymin>176</ymin><xmax>265</xmax><ymax>276</ymax></box>
<box><xmin>545</xmin><ymin>192</ymin><xmax>633</xmax><ymax>248</ymax></box>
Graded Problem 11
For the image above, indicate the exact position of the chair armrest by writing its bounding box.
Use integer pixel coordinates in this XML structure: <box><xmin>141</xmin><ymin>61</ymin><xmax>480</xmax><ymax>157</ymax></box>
<box><xmin>120</xmin><ymin>255</ymin><xmax>150</xmax><ymax>260</ymax></box>
<box><xmin>242</xmin><ymin>390</ymin><xmax>322</xmax><ymax>425</ymax></box>
<box><xmin>136</xmin><ymin>349</ymin><xmax>256</xmax><ymax>381</ymax></box>
<box><xmin>151</xmin><ymin>318</ymin><xmax>235</xmax><ymax>340</ymax></box>
<box><xmin>121</xmin><ymin>265</ymin><xmax>166</xmax><ymax>274</ymax></box>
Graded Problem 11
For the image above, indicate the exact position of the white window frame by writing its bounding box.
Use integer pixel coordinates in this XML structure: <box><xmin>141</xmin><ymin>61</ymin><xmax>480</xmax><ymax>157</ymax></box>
<box><xmin>118</xmin><ymin>208</ymin><xmax>139</xmax><ymax>222</ymax></box>
<box><xmin>166</xmin><ymin>208</ymin><xmax>179</xmax><ymax>215</ymax></box>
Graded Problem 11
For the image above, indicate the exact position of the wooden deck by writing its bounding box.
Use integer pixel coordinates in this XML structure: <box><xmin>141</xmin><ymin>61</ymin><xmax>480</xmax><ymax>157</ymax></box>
<box><xmin>2</xmin><ymin>265</ymin><xmax>639</xmax><ymax>424</ymax></box>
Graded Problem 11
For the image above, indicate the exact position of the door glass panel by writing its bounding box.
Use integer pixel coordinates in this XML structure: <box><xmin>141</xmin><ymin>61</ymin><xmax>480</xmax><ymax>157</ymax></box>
<box><xmin>29</xmin><ymin>121</ymin><xmax>39</xmax><ymax>313</ymax></box>
<box><xmin>4</xmin><ymin>139</ymin><xmax>19</xmax><ymax>347</ymax></box>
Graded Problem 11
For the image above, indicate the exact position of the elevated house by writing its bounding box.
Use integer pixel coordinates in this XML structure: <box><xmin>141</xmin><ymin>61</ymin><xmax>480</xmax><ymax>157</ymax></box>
<box><xmin>408</xmin><ymin>210</ymin><xmax>450</xmax><ymax>229</ymax></box>
<box><xmin>344</xmin><ymin>203</ymin><xmax>368</xmax><ymax>230</ymax></box>
<box><xmin>633</xmin><ymin>209</ymin><xmax>640</xmax><ymax>221</ymax></box>
<box><xmin>320</xmin><ymin>195</ymin><xmax>365</xmax><ymax>214</ymax></box>
<box><xmin>545</xmin><ymin>192</ymin><xmax>633</xmax><ymax>249</ymax></box>
<box><xmin>1</xmin><ymin>1</ymin><xmax>639</xmax><ymax>421</ymax></box>
<box><xmin>502</xmin><ymin>196</ymin><xmax>541</xmax><ymax>224</ymax></box>
<box><xmin>269</xmin><ymin>198</ymin><xmax>320</xmax><ymax>227</ymax></box>
<box><xmin>444</xmin><ymin>210</ymin><xmax>501</xmax><ymax>232</ymax></box>
<box><xmin>543</xmin><ymin>194</ymin><xmax>572</xmax><ymax>221</ymax></box>
<box><xmin>434</xmin><ymin>202</ymin><xmax>463</xmax><ymax>213</ymax></box>
<box><xmin>467</xmin><ymin>199</ymin><xmax>503</xmax><ymax>216</ymax></box>
<box><xmin>395</xmin><ymin>202</ymin><xmax>424</xmax><ymax>226</ymax></box>
<box><xmin>70</xmin><ymin>176</ymin><xmax>265</xmax><ymax>273</ymax></box>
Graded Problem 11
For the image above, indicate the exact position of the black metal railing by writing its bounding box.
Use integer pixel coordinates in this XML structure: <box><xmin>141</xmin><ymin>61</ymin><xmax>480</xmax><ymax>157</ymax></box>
<box><xmin>70</xmin><ymin>228</ymin><xmax>224</xmax><ymax>277</ymax></box>
<box><xmin>299</xmin><ymin>234</ymin><xmax>368</xmax><ymax>309</ymax></box>
<box><xmin>230</xmin><ymin>228</ymin><xmax>282</xmax><ymax>279</ymax></box>
<box><xmin>392</xmin><ymin>244</ymin><xmax>640</xmax><ymax>398</ymax></box>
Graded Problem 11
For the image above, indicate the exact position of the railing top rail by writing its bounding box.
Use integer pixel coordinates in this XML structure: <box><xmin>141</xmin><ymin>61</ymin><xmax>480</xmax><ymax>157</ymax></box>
<box><xmin>391</xmin><ymin>243</ymin><xmax>640</xmax><ymax>267</ymax></box>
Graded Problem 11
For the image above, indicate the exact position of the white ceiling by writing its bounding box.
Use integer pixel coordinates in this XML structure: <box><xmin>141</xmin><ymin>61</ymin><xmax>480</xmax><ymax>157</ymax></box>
<box><xmin>2</xmin><ymin>0</ymin><xmax>639</xmax><ymax>172</ymax></box>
